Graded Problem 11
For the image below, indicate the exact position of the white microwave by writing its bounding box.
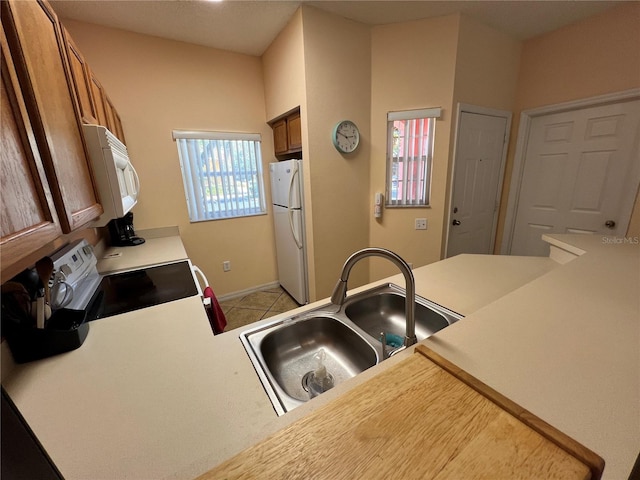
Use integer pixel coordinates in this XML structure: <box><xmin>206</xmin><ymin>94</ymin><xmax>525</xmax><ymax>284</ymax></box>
<box><xmin>82</xmin><ymin>124</ymin><xmax>140</xmax><ymax>227</ymax></box>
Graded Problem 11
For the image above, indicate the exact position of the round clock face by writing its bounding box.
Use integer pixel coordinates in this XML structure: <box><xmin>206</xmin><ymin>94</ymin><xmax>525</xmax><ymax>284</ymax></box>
<box><xmin>332</xmin><ymin>120</ymin><xmax>360</xmax><ymax>154</ymax></box>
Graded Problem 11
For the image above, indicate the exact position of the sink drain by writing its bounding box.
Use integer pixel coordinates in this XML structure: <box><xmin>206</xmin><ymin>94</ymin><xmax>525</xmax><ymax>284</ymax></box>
<box><xmin>301</xmin><ymin>371</ymin><xmax>314</xmax><ymax>393</ymax></box>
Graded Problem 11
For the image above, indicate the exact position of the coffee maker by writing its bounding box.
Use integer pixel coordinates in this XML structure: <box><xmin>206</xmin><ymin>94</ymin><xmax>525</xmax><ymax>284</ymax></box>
<box><xmin>107</xmin><ymin>212</ymin><xmax>145</xmax><ymax>246</ymax></box>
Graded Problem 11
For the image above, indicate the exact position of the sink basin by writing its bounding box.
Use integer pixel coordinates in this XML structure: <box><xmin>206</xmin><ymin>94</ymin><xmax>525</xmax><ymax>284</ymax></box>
<box><xmin>344</xmin><ymin>286</ymin><xmax>454</xmax><ymax>341</ymax></box>
<box><xmin>260</xmin><ymin>316</ymin><xmax>377</xmax><ymax>402</ymax></box>
<box><xmin>240</xmin><ymin>283</ymin><xmax>461</xmax><ymax>415</ymax></box>
<box><xmin>241</xmin><ymin>313</ymin><xmax>378</xmax><ymax>414</ymax></box>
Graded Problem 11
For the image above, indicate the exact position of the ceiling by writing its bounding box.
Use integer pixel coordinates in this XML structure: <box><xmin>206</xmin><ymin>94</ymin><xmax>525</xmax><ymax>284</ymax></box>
<box><xmin>49</xmin><ymin>0</ymin><xmax>625</xmax><ymax>56</ymax></box>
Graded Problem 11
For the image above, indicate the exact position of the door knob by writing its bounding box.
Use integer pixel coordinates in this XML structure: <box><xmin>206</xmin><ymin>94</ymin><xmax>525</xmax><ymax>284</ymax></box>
<box><xmin>605</xmin><ymin>220</ymin><xmax>616</xmax><ymax>229</ymax></box>
<box><xmin>452</xmin><ymin>219</ymin><xmax>461</xmax><ymax>226</ymax></box>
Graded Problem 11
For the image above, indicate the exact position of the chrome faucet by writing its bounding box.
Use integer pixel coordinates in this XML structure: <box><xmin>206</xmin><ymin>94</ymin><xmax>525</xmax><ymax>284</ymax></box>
<box><xmin>330</xmin><ymin>247</ymin><xmax>417</xmax><ymax>349</ymax></box>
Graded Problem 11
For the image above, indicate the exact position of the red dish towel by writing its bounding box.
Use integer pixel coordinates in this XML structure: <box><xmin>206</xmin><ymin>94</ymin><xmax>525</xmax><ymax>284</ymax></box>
<box><xmin>203</xmin><ymin>286</ymin><xmax>227</xmax><ymax>334</ymax></box>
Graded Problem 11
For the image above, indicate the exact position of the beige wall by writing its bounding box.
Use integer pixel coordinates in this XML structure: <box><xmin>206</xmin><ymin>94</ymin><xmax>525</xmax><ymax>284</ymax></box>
<box><xmin>63</xmin><ymin>3</ymin><xmax>638</xmax><ymax>300</ymax></box>
<box><xmin>262</xmin><ymin>9</ymin><xmax>324</xmax><ymax>301</ymax></box>
<box><xmin>261</xmin><ymin>10</ymin><xmax>318</xmax><ymax>299</ymax></box>
<box><xmin>262</xmin><ymin>10</ymin><xmax>306</xmax><ymax>122</ymax></box>
<box><xmin>262</xmin><ymin>6</ymin><xmax>371</xmax><ymax>301</ymax></box>
<box><xmin>369</xmin><ymin>15</ymin><xmax>460</xmax><ymax>280</ymax></box>
<box><xmin>446</xmin><ymin>16</ymin><xmax>522</xmax><ymax>254</ymax></box>
<box><xmin>369</xmin><ymin>13</ymin><xmax>521</xmax><ymax>275</ymax></box>
<box><xmin>301</xmin><ymin>6</ymin><xmax>372</xmax><ymax>299</ymax></box>
<box><xmin>64</xmin><ymin>20</ymin><xmax>278</xmax><ymax>296</ymax></box>
<box><xmin>496</xmin><ymin>3</ymin><xmax>640</xmax><ymax>247</ymax></box>
<box><xmin>453</xmin><ymin>16</ymin><xmax>521</xmax><ymax>112</ymax></box>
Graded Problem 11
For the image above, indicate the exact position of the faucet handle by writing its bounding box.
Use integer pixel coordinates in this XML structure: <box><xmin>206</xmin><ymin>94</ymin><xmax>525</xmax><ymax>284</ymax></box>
<box><xmin>380</xmin><ymin>330</ymin><xmax>410</xmax><ymax>359</ymax></box>
<box><xmin>380</xmin><ymin>331</ymin><xmax>388</xmax><ymax>360</ymax></box>
<box><xmin>388</xmin><ymin>345</ymin><xmax>408</xmax><ymax>357</ymax></box>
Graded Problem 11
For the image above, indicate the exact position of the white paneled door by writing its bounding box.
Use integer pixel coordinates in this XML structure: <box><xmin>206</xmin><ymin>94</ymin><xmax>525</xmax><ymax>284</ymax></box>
<box><xmin>510</xmin><ymin>100</ymin><xmax>640</xmax><ymax>256</ymax></box>
<box><xmin>447</xmin><ymin>111</ymin><xmax>509</xmax><ymax>257</ymax></box>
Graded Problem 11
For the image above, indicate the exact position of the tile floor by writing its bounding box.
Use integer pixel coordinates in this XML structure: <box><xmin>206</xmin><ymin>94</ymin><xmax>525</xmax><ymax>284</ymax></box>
<box><xmin>219</xmin><ymin>285</ymin><xmax>300</xmax><ymax>332</ymax></box>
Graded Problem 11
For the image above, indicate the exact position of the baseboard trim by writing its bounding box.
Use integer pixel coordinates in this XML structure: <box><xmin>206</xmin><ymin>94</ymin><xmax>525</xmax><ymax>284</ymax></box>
<box><xmin>217</xmin><ymin>281</ymin><xmax>281</xmax><ymax>302</ymax></box>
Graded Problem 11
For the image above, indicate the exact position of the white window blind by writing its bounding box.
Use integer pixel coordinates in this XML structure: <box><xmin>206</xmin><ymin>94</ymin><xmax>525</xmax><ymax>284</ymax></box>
<box><xmin>173</xmin><ymin>130</ymin><xmax>266</xmax><ymax>221</ymax></box>
<box><xmin>386</xmin><ymin>108</ymin><xmax>440</xmax><ymax>207</ymax></box>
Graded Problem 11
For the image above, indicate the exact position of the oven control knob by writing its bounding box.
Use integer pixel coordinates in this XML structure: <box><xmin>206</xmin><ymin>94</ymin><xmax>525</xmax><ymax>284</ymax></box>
<box><xmin>60</xmin><ymin>264</ymin><xmax>72</xmax><ymax>278</ymax></box>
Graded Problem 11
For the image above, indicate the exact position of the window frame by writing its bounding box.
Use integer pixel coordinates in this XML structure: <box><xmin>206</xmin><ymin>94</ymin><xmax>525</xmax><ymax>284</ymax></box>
<box><xmin>385</xmin><ymin>108</ymin><xmax>441</xmax><ymax>208</ymax></box>
<box><xmin>172</xmin><ymin>130</ymin><xmax>267</xmax><ymax>222</ymax></box>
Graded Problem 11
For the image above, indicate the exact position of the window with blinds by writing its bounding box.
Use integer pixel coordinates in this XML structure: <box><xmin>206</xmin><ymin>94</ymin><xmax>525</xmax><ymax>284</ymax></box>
<box><xmin>385</xmin><ymin>108</ymin><xmax>441</xmax><ymax>207</ymax></box>
<box><xmin>173</xmin><ymin>130</ymin><xmax>266</xmax><ymax>221</ymax></box>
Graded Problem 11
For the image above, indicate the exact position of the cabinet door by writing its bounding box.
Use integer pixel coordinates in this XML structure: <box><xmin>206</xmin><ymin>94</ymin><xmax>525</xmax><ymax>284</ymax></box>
<box><xmin>2</xmin><ymin>0</ymin><xmax>102</xmax><ymax>233</ymax></box>
<box><xmin>112</xmin><ymin>109</ymin><xmax>126</xmax><ymax>144</ymax></box>
<box><xmin>104</xmin><ymin>94</ymin><xmax>126</xmax><ymax>144</ymax></box>
<box><xmin>287</xmin><ymin>112</ymin><xmax>302</xmax><ymax>151</ymax></box>
<box><xmin>1</xmin><ymin>26</ymin><xmax>62</xmax><ymax>273</ymax></box>
<box><xmin>62</xmin><ymin>27</ymin><xmax>98</xmax><ymax>124</ymax></box>
<box><xmin>272</xmin><ymin>118</ymin><xmax>288</xmax><ymax>154</ymax></box>
<box><xmin>88</xmin><ymin>69</ymin><xmax>108</xmax><ymax>127</ymax></box>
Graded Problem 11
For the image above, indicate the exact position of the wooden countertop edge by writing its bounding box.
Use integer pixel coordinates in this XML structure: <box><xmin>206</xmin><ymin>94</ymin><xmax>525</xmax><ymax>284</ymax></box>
<box><xmin>414</xmin><ymin>344</ymin><xmax>605</xmax><ymax>480</ymax></box>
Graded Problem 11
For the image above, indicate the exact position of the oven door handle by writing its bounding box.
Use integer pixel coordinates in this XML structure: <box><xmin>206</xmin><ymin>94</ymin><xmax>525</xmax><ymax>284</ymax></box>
<box><xmin>191</xmin><ymin>264</ymin><xmax>207</xmax><ymax>297</ymax></box>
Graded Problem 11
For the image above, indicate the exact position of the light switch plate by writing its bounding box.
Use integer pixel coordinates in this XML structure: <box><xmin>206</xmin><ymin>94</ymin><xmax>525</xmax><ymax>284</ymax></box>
<box><xmin>415</xmin><ymin>218</ymin><xmax>427</xmax><ymax>230</ymax></box>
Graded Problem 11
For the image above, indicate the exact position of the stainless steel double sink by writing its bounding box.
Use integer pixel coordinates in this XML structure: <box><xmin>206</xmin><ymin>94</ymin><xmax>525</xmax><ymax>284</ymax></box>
<box><xmin>240</xmin><ymin>283</ymin><xmax>462</xmax><ymax>415</ymax></box>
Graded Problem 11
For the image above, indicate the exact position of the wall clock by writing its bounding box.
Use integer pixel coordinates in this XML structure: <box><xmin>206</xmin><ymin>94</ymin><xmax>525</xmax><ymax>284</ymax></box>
<box><xmin>331</xmin><ymin>120</ymin><xmax>360</xmax><ymax>154</ymax></box>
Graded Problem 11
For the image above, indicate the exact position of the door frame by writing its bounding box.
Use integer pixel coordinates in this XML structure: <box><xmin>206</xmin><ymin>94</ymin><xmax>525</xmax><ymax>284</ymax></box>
<box><xmin>444</xmin><ymin>103</ymin><xmax>512</xmax><ymax>258</ymax></box>
<box><xmin>500</xmin><ymin>88</ymin><xmax>640</xmax><ymax>254</ymax></box>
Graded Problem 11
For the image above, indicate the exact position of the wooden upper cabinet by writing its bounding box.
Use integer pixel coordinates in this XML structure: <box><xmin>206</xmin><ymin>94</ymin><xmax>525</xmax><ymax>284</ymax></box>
<box><xmin>1</xmin><ymin>25</ymin><xmax>62</xmax><ymax>273</ymax></box>
<box><xmin>88</xmin><ymin>69</ymin><xmax>109</xmax><ymax>127</ymax></box>
<box><xmin>269</xmin><ymin>108</ymin><xmax>302</xmax><ymax>158</ymax></box>
<box><xmin>287</xmin><ymin>111</ymin><xmax>302</xmax><ymax>151</ymax></box>
<box><xmin>272</xmin><ymin>118</ymin><xmax>289</xmax><ymax>155</ymax></box>
<box><xmin>104</xmin><ymin>94</ymin><xmax>126</xmax><ymax>144</ymax></box>
<box><xmin>63</xmin><ymin>27</ymin><xmax>127</xmax><ymax>145</ymax></box>
<box><xmin>62</xmin><ymin>26</ymin><xmax>98</xmax><ymax>125</ymax></box>
<box><xmin>2</xmin><ymin>0</ymin><xmax>103</xmax><ymax>233</ymax></box>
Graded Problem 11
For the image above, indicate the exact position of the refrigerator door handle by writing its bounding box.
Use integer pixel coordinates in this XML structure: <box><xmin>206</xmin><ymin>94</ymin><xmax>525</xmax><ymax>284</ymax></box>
<box><xmin>287</xmin><ymin>162</ymin><xmax>298</xmax><ymax>209</ymax></box>
<box><xmin>288</xmin><ymin>166</ymin><xmax>303</xmax><ymax>249</ymax></box>
<box><xmin>288</xmin><ymin>208</ymin><xmax>302</xmax><ymax>249</ymax></box>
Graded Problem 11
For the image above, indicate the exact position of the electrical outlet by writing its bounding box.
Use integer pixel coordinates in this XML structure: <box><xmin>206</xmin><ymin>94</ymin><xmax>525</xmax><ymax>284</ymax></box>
<box><xmin>223</xmin><ymin>261</ymin><xmax>231</xmax><ymax>272</ymax></box>
<box><xmin>415</xmin><ymin>218</ymin><xmax>427</xmax><ymax>230</ymax></box>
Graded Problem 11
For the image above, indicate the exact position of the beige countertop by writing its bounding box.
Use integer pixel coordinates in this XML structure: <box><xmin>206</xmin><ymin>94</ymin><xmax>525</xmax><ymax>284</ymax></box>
<box><xmin>2</xmin><ymin>297</ymin><xmax>276</xmax><ymax>479</ymax></box>
<box><xmin>96</xmin><ymin>226</ymin><xmax>189</xmax><ymax>274</ymax></box>
<box><xmin>423</xmin><ymin>234</ymin><xmax>640</xmax><ymax>480</ymax></box>
<box><xmin>2</xmin><ymin>232</ymin><xmax>636</xmax><ymax>480</ymax></box>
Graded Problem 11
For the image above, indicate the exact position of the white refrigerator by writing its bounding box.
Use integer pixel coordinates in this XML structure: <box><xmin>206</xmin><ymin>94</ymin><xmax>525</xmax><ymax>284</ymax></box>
<box><xmin>269</xmin><ymin>159</ymin><xmax>308</xmax><ymax>305</ymax></box>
